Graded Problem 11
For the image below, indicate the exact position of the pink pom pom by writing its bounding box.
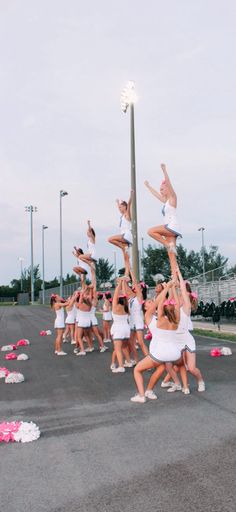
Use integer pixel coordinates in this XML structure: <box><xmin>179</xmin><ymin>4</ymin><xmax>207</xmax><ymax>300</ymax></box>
<box><xmin>10</xmin><ymin>344</ymin><xmax>17</xmax><ymax>350</ymax></box>
<box><xmin>5</xmin><ymin>353</ymin><xmax>17</xmax><ymax>360</ymax></box>
<box><xmin>145</xmin><ymin>331</ymin><xmax>152</xmax><ymax>341</ymax></box>
<box><xmin>210</xmin><ymin>348</ymin><xmax>222</xmax><ymax>357</ymax></box>
<box><xmin>17</xmin><ymin>339</ymin><xmax>29</xmax><ymax>347</ymax></box>
<box><xmin>40</xmin><ymin>331</ymin><xmax>47</xmax><ymax>336</ymax></box>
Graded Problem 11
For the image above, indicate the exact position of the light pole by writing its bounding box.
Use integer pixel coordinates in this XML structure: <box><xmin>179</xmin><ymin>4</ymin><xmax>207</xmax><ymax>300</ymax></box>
<box><xmin>18</xmin><ymin>257</ymin><xmax>24</xmax><ymax>292</ymax></box>
<box><xmin>198</xmin><ymin>227</ymin><xmax>206</xmax><ymax>283</ymax></box>
<box><xmin>120</xmin><ymin>80</ymin><xmax>140</xmax><ymax>280</ymax></box>
<box><xmin>141</xmin><ymin>237</ymin><xmax>144</xmax><ymax>280</ymax></box>
<box><xmin>60</xmin><ymin>190</ymin><xmax>68</xmax><ymax>297</ymax></box>
<box><xmin>25</xmin><ymin>206</ymin><xmax>37</xmax><ymax>303</ymax></box>
<box><xmin>42</xmin><ymin>225</ymin><xmax>48</xmax><ymax>304</ymax></box>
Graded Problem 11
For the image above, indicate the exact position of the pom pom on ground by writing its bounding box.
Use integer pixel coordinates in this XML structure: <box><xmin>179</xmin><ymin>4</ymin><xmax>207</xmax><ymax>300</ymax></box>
<box><xmin>210</xmin><ymin>348</ymin><xmax>222</xmax><ymax>357</ymax></box>
<box><xmin>5</xmin><ymin>353</ymin><xmax>17</xmax><ymax>361</ymax></box>
<box><xmin>5</xmin><ymin>372</ymin><xmax>25</xmax><ymax>384</ymax></box>
<box><xmin>17</xmin><ymin>339</ymin><xmax>30</xmax><ymax>347</ymax></box>
<box><xmin>220</xmin><ymin>347</ymin><xmax>232</xmax><ymax>356</ymax></box>
<box><xmin>0</xmin><ymin>421</ymin><xmax>40</xmax><ymax>443</ymax></box>
<box><xmin>17</xmin><ymin>353</ymin><xmax>29</xmax><ymax>361</ymax></box>
<box><xmin>1</xmin><ymin>344</ymin><xmax>17</xmax><ymax>352</ymax></box>
<box><xmin>0</xmin><ymin>367</ymin><xmax>10</xmax><ymax>378</ymax></box>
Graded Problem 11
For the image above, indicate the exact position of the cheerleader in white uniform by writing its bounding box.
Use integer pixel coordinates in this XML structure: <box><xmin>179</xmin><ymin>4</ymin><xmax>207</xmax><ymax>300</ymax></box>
<box><xmin>64</xmin><ymin>293</ymin><xmax>77</xmax><ymax>344</ymax></box>
<box><xmin>110</xmin><ymin>278</ymin><xmax>132</xmax><ymax>373</ymax></box>
<box><xmin>89</xmin><ymin>264</ymin><xmax>108</xmax><ymax>353</ymax></box>
<box><xmin>51</xmin><ymin>294</ymin><xmax>69</xmax><ymax>356</ymax></box>
<box><xmin>144</xmin><ymin>163</ymin><xmax>181</xmax><ymax>274</ymax></box>
<box><xmin>78</xmin><ymin>220</ymin><xmax>97</xmax><ymax>267</ymax></box>
<box><xmin>74</xmin><ymin>289</ymin><xmax>93</xmax><ymax>356</ymax></box>
<box><xmin>176</xmin><ymin>269</ymin><xmax>205</xmax><ymax>391</ymax></box>
<box><xmin>102</xmin><ymin>292</ymin><xmax>113</xmax><ymax>342</ymax></box>
<box><xmin>108</xmin><ymin>191</ymin><xmax>133</xmax><ymax>278</ymax></box>
<box><xmin>131</xmin><ymin>280</ymin><xmax>183</xmax><ymax>403</ymax></box>
<box><xmin>122</xmin><ymin>272</ymin><xmax>148</xmax><ymax>363</ymax></box>
<box><xmin>73</xmin><ymin>247</ymin><xmax>90</xmax><ymax>286</ymax></box>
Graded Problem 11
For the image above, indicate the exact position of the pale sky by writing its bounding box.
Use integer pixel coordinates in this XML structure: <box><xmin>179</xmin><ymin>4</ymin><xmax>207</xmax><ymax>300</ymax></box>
<box><xmin>0</xmin><ymin>0</ymin><xmax>236</xmax><ymax>285</ymax></box>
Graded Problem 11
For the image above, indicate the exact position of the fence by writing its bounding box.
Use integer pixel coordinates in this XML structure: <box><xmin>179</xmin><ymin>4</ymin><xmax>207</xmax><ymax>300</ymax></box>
<box><xmin>0</xmin><ymin>297</ymin><xmax>15</xmax><ymax>302</ymax></box>
<box><xmin>191</xmin><ymin>276</ymin><xmax>236</xmax><ymax>304</ymax></box>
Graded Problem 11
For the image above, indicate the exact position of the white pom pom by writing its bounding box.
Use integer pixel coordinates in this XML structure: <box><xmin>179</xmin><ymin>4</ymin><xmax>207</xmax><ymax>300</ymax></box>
<box><xmin>46</xmin><ymin>330</ymin><xmax>52</xmax><ymax>335</ymax></box>
<box><xmin>17</xmin><ymin>353</ymin><xmax>29</xmax><ymax>361</ymax></box>
<box><xmin>1</xmin><ymin>345</ymin><xmax>15</xmax><ymax>352</ymax></box>
<box><xmin>5</xmin><ymin>372</ymin><xmax>25</xmax><ymax>384</ymax></box>
<box><xmin>14</xmin><ymin>422</ymin><xmax>40</xmax><ymax>443</ymax></box>
<box><xmin>220</xmin><ymin>347</ymin><xmax>232</xmax><ymax>356</ymax></box>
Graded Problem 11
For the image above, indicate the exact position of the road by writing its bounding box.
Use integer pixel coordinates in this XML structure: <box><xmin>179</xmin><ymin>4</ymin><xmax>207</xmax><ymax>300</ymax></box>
<box><xmin>0</xmin><ymin>306</ymin><xmax>236</xmax><ymax>512</ymax></box>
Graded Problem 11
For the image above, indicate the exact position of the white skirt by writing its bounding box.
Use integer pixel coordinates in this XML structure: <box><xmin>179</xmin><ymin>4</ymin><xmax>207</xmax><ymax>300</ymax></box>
<box><xmin>121</xmin><ymin>230</ymin><xmax>133</xmax><ymax>245</ymax></box>
<box><xmin>54</xmin><ymin>319</ymin><xmax>65</xmax><ymax>329</ymax></box>
<box><xmin>65</xmin><ymin>310</ymin><xmax>76</xmax><ymax>324</ymax></box>
<box><xmin>77</xmin><ymin>310</ymin><xmax>92</xmax><ymax>329</ymax></box>
<box><xmin>176</xmin><ymin>332</ymin><xmax>196</xmax><ymax>353</ymax></box>
<box><xmin>103</xmin><ymin>311</ymin><xmax>113</xmax><ymax>322</ymax></box>
<box><xmin>149</xmin><ymin>329</ymin><xmax>181</xmax><ymax>363</ymax></box>
<box><xmin>111</xmin><ymin>322</ymin><xmax>130</xmax><ymax>341</ymax></box>
<box><xmin>130</xmin><ymin>316</ymin><xmax>144</xmax><ymax>331</ymax></box>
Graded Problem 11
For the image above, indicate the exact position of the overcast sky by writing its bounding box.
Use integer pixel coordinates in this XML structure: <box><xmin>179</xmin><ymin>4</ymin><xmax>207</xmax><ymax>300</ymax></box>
<box><xmin>0</xmin><ymin>0</ymin><xmax>236</xmax><ymax>285</ymax></box>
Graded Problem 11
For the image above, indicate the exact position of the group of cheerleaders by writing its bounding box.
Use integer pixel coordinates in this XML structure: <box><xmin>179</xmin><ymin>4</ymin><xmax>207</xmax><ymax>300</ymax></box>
<box><xmin>51</xmin><ymin>163</ymin><xmax>205</xmax><ymax>403</ymax></box>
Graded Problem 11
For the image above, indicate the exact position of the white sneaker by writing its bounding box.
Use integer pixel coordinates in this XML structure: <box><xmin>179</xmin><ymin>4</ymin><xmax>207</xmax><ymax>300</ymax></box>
<box><xmin>100</xmin><ymin>346</ymin><xmax>108</xmax><ymax>353</ymax></box>
<box><xmin>63</xmin><ymin>339</ymin><xmax>69</xmax><ymax>343</ymax></box>
<box><xmin>124</xmin><ymin>360</ymin><xmax>133</xmax><ymax>368</ymax></box>
<box><xmin>71</xmin><ymin>340</ymin><xmax>76</xmax><ymax>345</ymax></box>
<box><xmin>182</xmin><ymin>387</ymin><xmax>190</xmax><ymax>395</ymax></box>
<box><xmin>85</xmin><ymin>347</ymin><xmax>94</xmax><ymax>353</ymax></box>
<box><xmin>104</xmin><ymin>338</ymin><xmax>112</xmax><ymax>343</ymax></box>
<box><xmin>110</xmin><ymin>364</ymin><xmax>116</xmax><ymax>370</ymax></box>
<box><xmin>54</xmin><ymin>350</ymin><xmax>58</xmax><ymax>354</ymax></box>
<box><xmin>57</xmin><ymin>351</ymin><xmax>67</xmax><ymax>356</ymax></box>
<box><xmin>130</xmin><ymin>394</ymin><xmax>146</xmax><ymax>403</ymax></box>
<box><xmin>76</xmin><ymin>351</ymin><xmax>86</xmax><ymax>356</ymax></box>
<box><xmin>198</xmin><ymin>381</ymin><xmax>205</xmax><ymax>392</ymax></box>
<box><xmin>73</xmin><ymin>348</ymin><xmax>79</xmax><ymax>354</ymax></box>
<box><xmin>112</xmin><ymin>366</ymin><xmax>125</xmax><ymax>373</ymax></box>
<box><xmin>167</xmin><ymin>384</ymin><xmax>182</xmax><ymax>393</ymax></box>
<box><xmin>145</xmin><ymin>390</ymin><xmax>157</xmax><ymax>400</ymax></box>
<box><xmin>161</xmin><ymin>381</ymin><xmax>174</xmax><ymax>388</ymax></box>
<box><xmin>130</xmin><ymin>359</ymin><xmax>137</xmax><ymax>367</ymax></box>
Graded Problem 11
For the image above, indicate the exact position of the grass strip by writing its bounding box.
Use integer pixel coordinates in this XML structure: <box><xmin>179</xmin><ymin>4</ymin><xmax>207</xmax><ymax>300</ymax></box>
<box><xmin>193</xmin><ymin>328</ymin><xmax>236</xmax><ymax>343</ymax></box>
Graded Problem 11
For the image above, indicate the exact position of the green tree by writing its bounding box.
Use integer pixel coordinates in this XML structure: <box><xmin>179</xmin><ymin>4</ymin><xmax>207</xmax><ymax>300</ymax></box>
<box><xmin>95</xmin><ymin>258</ymin><xmax>114</xmax><ymax>287</ymax></box>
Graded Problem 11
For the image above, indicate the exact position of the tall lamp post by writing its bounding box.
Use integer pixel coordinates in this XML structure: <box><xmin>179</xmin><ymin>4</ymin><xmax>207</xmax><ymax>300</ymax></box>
<box><xmin>18</xmin><ymin>257</ymin><xmax>24</xmax><ymax>292</ymax></box>
<box><xmin>42</xmin><ymin>225</ymin><xmax>48</xmax><ymax>304</ymax></box>
<box><xmin>25</xmin><ymin>205</ymin><xmax>37</xmax><ymax>303</ymax></box>
<box><xmin>120</xmin><ymin>80</ymin><xmax>140</xmax><ymax>280</ymax></box>
<box><xmin>60</xmin><ymin>190</ymin><xmax>68</xmax><ymax>297</ymax></box>
<box><xmin>113</xmin><ymin>250</ymin><xmax>117</xmax><ymax>281</ymax></box>
<box><xmin>198</xmin><ymin>227</ymin><xmax>206</xmax><ymax>283</ymax></box>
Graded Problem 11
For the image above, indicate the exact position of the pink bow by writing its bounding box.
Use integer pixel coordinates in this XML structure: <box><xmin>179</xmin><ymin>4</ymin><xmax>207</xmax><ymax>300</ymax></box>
<box><xmin>190</xmin><ymin>292</ymin><xmax>198</xmax><ymax>299</ymax></box>
<box><xmin>163</xmin><ymin>299</ymin><xmax>176</xmax><ymax>306</ymax></box>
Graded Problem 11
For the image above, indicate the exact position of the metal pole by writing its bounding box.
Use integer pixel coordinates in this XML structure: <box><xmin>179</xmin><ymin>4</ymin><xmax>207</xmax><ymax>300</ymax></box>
<box><xmin>20</xmin><ymin>259</ymin><xmax>23</xmax><ymax>292</ymax></box>
<box><xmin>42</xmin><ymin>226</ymin><xmax>48</xmax><ymax>304</ymax></box>
<box><xmin>130</xmin><ymin>103</ymin><xmax>139</xmax><ymax>281</ymax></box>
<box><xmin>30</xmin><ymin>207</ymin><xmax>34</xmax><ymax>303</ymax></box>
<box><xmin>201</xmin><ymin>228</ymin><xmax>206</xmax><ymax>283</ymax></box>
<box><xmin>141</xmin><ymin>237</ymin><xmax>144</xmax><ymax>280</ymax></box>
<box><xmin>60</xmin><ymin>193</ymin><xmax>63</xmax><ymax>297</ymax></box>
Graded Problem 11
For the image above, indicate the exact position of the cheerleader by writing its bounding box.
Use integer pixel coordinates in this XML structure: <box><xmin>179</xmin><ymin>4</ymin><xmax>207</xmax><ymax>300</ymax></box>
<box><xmin>79</xmin><ymin>220</ymin><xmax>97</xmax><ymax>266</ymax></box>
<box><xmin>108</xmin><ymin>191</ymin><xmax>133</xmax><ymax>278</ymax></box>
<box><xmin>64</xmin><ymin>293</ymin><xmax>77</xmax><ymax>344</ymax></box>
<box><xmin>74</xmin><ymin>288</ymin><xmax>93</xmax><ymax>356</ymax></box>
<box><xmin>50</xmin><ymin>294</ymin><xmax>69</xmax><ymax>356</ymax></box>
<box><xmin>89</xmin><ymin>265</ymin><xmax>108</xmax><ymax>353</ymax></box>
<box><xmin>110</xmin><ymin>278</ymin><xmax>132</xmax><ymax>373</ymax></box>
<box><xmin>102</xmin><ymin>292</ymin><xmax>112</xmax><ymax>342</ymax></box>
<box><xmin>131</xmin><ymin>280</ymin><xmax>182</xmax><ymax>403</ymax></box>
<box><xmin>73</xmin><ymin>247</ymin><xmax>89</xmax><ymax>286</ymax></box>
<box><xmin>123</xmin><ymin>271</ymin><xmax>148</xmax><ymax>362</ymax></box>
<box><xmin>175</xmin><ymin>268</ymin><xmax>205</xmax><ymax>391</ymax></box>
<box><xmin>145</xmin><ymin>163</ymin><xmax>181</xmax><ymax>274</ymax></box>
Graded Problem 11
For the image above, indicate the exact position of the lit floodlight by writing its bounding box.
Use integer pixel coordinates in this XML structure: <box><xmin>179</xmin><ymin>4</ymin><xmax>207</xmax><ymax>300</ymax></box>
<box><xmin>120</xmin><ymin>80</ymin><xmax>138</xmax><ymax>113</ymax></box>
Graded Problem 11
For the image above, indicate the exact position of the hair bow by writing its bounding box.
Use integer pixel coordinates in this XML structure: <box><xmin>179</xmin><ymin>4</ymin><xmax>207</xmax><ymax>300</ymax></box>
<box><xmin>163</xmin><ymin>299</ymin><xmax>176</xmax><ymax>306</ymax></box>
<box><xmin>190</xmin><ymin>292</ymin><xmax>198</xmax><ymax>299</ymax></box>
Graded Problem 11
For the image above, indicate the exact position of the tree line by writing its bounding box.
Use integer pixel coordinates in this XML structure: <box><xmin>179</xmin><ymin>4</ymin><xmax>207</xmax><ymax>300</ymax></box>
<box><xmin>0</xmin><ymin>244</ymin><xmax>235</xmax><ymax>299</ymax></box>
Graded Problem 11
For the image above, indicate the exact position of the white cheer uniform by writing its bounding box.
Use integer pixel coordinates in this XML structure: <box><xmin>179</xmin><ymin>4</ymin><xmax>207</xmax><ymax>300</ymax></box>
<box><xmin>120</xmin><ymin>215</ymin><xmax>133</xmax><ymax>245</ymax></box>
<box><xmin>162</xmin><ymin>200</ymin><xmax>182</xmax><ymax>238</ymax></box>
<box><xmin>102</xmin><ymin>303</ymin><xmax>113</xmax><ymax>322</ymax></box>
<box><xmin>78</xmin><ymin>258</ymin><xmax>89</xmax><ymax>274</ymax></box>
<box><xmin>129</xmin><ymin>297</ymin><xmax>144</xmax><ymax>331</ymax></box>
<box><xmin>87</xmin><ymin>239</ymin><xmax>96</xmax><ymax>260</ymax></box>
<box><xmin>65</xmin><ymin>305</ymin><xmax>76</xmax><ymax>325</ymax></box>
<box><xmin>91</xmin><ymin>306</ymin><xmax>98</xmax><ymax>327</ymax></box>
<box><xmin>111</xmin><ymin>313</ymin><xmax>130</xmax><ymax>341</ymax></box>
<box><xmin>148</xmin><ymin>316</ymin><xmax>181</xmax><ymax>363</ymax></box>
<box><xmin>76</xmin><ymin>309</ymin><xmax>92</xmax><ymax>329</ymax></box>
<box><xmin>175</xmin><ymin>307</ymin><xmax>196</xmax><ymax>353</ymax></box>
<box><xmin>54</xmin><ymin>308</ymin><xmax>65</xmax><ymax>329</ymax></box>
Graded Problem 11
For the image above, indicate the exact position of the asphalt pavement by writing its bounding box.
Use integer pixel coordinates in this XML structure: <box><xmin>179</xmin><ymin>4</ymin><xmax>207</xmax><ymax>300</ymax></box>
<box><xmin>0</xmin><ymin>306</ymin><xmax>236</xmax><ymax>512</ymax></box>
